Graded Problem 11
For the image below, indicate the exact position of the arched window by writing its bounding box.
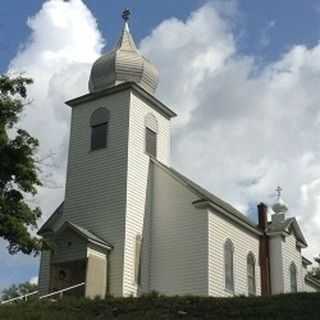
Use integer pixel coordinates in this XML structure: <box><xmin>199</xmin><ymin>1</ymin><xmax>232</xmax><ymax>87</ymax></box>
<box><xmin>144</xmin><ymin>113</ymin><xmax>158</xmax><ymax>158</ymax></box>
<box><xmin>247</xmin><ymin>252</ymin><xmax>256</xmax><ymax>296</ymax></box>
<box><xmin>290</xmin><ymin>262</ymin><xmax>298</xmax><ymax>293</ymax></box>
<box><xmin>224</xmin><ymin>239</ymin><xmax>234</xmax><ymax>292</ymax></box>
<box><xmin>90</xmin><ymin>108</ymin><xmax>110</xmax><ymax>151</ymax></box>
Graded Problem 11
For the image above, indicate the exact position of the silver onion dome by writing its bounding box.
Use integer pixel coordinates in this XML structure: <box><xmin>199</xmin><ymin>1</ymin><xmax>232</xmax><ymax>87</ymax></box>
<box><xmin>272</xmin><ymin>186</ymin><xmax>289</xmax><ymax>214</ymax></box>
<box><xmin>88</xmin><ymin>9</ymin><xmax>159</xmax><ymax>95</ymax></box>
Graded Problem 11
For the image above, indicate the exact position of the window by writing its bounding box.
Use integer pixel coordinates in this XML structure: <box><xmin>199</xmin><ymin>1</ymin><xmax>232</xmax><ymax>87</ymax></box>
<box><xmin>90</xmin><ymin>108</ymin><xmax>110</xmax><ymax>151</ymax></box>
<box><xmin>290</xmin><ymin>262</ymin><xmax>297</xmax><ymax>293</ymax></box>
<box><xmin>134</xmin><ymin>235</ymin><xmax>143</xmax><ymax>285</ymax></box>
<box><xmin>145</xmin><ymin>128</ymin><xmax>157</xmax><ymax>157</ymax></box>
<box><xmin>224</xmin><ymin>239</ymin><xmax>234</xmax><ymax>292</ymax></box>
<box><xmin>247</xmin><ymin>252</ymin><xmax>256</xmax><ymax>296</ymax></box>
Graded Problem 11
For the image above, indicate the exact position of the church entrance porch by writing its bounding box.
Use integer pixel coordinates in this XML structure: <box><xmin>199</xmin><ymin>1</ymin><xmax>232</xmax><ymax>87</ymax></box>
<box><xmin>47</xmin><ymin>221</ymin><xmax>112</xmax><ymax>299</ymax></box>
<box><xmin>50</xmin><ymin>259</ymin><xmax>86</xmax><ymax>296</ymax></box>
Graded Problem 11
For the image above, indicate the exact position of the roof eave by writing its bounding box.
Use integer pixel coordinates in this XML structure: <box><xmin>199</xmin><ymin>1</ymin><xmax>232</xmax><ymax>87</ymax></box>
<box><xmin>193</xmin><ymin>200</ymin><xmax>262</xmax><ymax>236</ymax></box>
<box><xmin>65</xmin><ymin>82</ymin><xmax>177</xmax><ymax>119</ymax></box>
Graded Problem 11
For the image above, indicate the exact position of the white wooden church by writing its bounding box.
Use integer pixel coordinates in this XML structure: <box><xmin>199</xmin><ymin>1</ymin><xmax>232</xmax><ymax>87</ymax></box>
<box><xmin>38</xmin><ymin>11</ymin><xmax>320</xmax><ymax>299</ymax></box>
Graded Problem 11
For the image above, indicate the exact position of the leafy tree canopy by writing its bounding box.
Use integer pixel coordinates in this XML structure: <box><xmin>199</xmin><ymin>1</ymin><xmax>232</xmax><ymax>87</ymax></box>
<box><xmin>1</xmin><ymin>281</ymin><xmax>38</xmax><ymax>301</ymax></box>
<box><xmin>0</xmin><ymin>74</ymin><xmax>42</xmax><ymax>255</ymax></box>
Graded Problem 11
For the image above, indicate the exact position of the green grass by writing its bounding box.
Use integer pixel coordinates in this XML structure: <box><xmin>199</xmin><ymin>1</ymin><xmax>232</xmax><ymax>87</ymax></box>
<box><xmin>0</xmin><ymin>292</ymin><xmax>319</xmax><ymax>320</ymax></box>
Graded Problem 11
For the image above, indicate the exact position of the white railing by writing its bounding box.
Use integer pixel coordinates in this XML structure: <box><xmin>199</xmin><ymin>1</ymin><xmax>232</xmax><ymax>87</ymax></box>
<box><xmin>1</xmin><ymin>290</ymin><xmax>39</xmax><ymax>305</ymax></box>
<box><xmin>1</xmin><ymin>282</ymin><xmax>85</xmax><ymax>305</ymax></box>
<box><xmin>39</xmin><ymin>282</ymin><xmax>85</xmax><ymax>300</ymax></box>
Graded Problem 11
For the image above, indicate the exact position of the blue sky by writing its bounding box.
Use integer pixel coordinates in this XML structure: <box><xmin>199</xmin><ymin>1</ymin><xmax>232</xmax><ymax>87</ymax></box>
<box><xmin>1</xmin><ymin>0</ymin><xmax>320</xmax><ymax>293</ymax></box>
<box><xmin>1</xmin><ymin>0</ymin><xmax>320</xmax><ymax>73</ymax></box>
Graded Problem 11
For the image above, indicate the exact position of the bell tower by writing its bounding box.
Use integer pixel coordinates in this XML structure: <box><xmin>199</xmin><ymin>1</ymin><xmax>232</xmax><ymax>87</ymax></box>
<box><xmin>59</xmin><ymin>10</ymin><xmax>176</xmax><ymax>297</ymax></box>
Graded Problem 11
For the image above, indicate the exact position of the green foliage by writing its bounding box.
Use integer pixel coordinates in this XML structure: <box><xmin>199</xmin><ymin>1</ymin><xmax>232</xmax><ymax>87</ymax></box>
<box><xmin>1</xmin><ymin>281</ymin><xmax>38</xmax><ymax>301</ymax></box>
<box><xmin>0</xmin><ymin>74</ymin><xmax>42</xmax><ymax>255</ymax></box>
<box><xmin>0</xmin><ymin>293</ymin><xmax>319</xmax><ymax>320</ymax></box>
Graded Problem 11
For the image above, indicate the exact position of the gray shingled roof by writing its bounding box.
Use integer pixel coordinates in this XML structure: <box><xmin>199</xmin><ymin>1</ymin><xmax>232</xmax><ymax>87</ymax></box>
<box><xmin>38</xmin><ymin>202</ymin><xmax>64</xmax><ymax>235</ymax></box>
<box><xmin>267</xmin><ymin>217</ymin><xmax>307</xmax><ymax>247</ymax></box>
<box><xmin>60</xmin><ymin>221</ymin><xmax>113</xmax><ymax>250</ymax></box>
<box><xmin>151</xmin><ymin>158</ymin><xmax>259</xmax><ymax>231</ymax></box>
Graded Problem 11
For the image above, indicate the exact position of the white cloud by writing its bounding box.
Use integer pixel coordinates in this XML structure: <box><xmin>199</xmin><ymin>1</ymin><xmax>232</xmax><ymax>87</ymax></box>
<box><xmin>141</xmin><ymin>3</ymin><xmax>320</xmax><ymax>258</ymax></box>
<box><xmin>8</xmin><ymin>0</ymin><xmax>104</xmax><ymax>219</ymax></box>
<box><xmin>1</xmin><ymin>0</ymin><xmax>104</xmax><ymax>286</ymax></box>
<box><xmin>3</xmin><ymin>0</ymin><xmax>320</xmax><ymax>282</ymax></box>
<box><xmin>29</xmin><ymin>276</ymin><xmax>38</xmax><ymax>285</ymax></box>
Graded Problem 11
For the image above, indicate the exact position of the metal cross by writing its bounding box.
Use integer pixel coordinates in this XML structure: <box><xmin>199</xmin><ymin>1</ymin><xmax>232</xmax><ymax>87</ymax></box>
<box><xmin>275</xmin><ymin>186</ymin><xmax>282</xmax><ymax>199</ymax></box>
<box><xmin>122</xmin><ymin>8</ymin><xmax>131</xmax><ymax>22</ymax></box>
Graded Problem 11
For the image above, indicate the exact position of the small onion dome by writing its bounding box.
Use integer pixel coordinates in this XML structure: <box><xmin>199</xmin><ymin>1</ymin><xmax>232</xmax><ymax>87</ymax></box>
<box><xmin>272</xmin><ymin>186</ymin><xmax>288</xmax><ymax>214</ymax></box>
<box><xmin>88</xmin><ymin>11</ymin><xmax>159</xmax><ymax>95</ymax></box>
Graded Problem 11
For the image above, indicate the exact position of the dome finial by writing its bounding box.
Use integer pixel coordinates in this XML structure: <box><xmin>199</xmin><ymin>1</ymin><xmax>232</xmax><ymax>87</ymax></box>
<box><xmin>122</xmin><ymin>8</ymin><xmax>131</xmax><ymax>22</ymax></box>
<box><xmin>275</xmin><ymin>186</ymin><xmax>282</xmax><ymax>201</ymax></box>
<box><xmin>272</xmin><ymin>186</ymin><xmax>288</xmax><ymax>214</ymax></box>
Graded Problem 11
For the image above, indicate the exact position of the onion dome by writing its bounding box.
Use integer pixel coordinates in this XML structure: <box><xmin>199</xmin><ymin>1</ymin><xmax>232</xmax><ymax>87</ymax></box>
<box><xmin>89</xmin><ymin>9</ymin><xmax>159</xmax><ymax>95</ymax></box>
<box><xmin>272</xmin><ymin>186</ymin><xmax>288</xmax><ymax>214</ymax></box>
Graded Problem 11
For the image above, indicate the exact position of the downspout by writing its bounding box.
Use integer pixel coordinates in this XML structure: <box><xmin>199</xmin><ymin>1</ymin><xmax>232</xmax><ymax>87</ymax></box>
<box><xmin>258</xmin><ymin>203</ymin><xmax>272</xmax><ymax>296</ymax></box>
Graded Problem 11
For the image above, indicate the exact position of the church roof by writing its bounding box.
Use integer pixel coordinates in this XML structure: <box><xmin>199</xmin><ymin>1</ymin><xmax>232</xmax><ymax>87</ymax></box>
<box><xmin>88</xmin><ymin>11</ymin><xmax>159</xmax><ymax>95</ymax></box>
<box><xmin>267</xmin><ymin>217</ymin><xmax>308</xmax><ymax>247</ymax></box>
<box><xmin>151</xmin><ymin>158</ymin><xmax>262</xmax><ymax>235</ymax></box>
<box><xmin>57</xmin><ymin>221</ymin><xmax>113</xmax><ymax>250</ymax></box>
<box><xmin>66</xmin><ymin>81</ymin><xmax>177</xmax><ymax>120</ymax></box>
<box><xmin>38</xmin><ymin>202</ymin><xmax>64</xmax><ymax>235</ymax></box>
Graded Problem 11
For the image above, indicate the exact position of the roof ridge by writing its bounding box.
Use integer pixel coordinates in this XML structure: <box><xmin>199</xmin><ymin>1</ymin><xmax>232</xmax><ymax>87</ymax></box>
<box><xmin>151</xmin><ymin>158</ymin><xmax>258</xmax><ymax>230</ymax></box>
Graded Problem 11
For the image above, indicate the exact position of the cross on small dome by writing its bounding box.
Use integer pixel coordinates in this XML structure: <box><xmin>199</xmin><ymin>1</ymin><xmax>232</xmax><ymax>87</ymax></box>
<box><xmin>275</xmin><ymin>186</ymin><xmax>282</xmax><ymax>200</ymax></box>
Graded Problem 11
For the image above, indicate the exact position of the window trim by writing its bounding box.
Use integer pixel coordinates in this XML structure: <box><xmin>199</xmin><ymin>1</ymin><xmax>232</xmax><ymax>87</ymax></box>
<box><xmin>290</xmin><ymin>262</ymin><xmax>298</xmax><ymax>293</ymax></box>
<box><xmin>89</xmin><ymin>108</ymin><xmax>110</xmax><ymax>151</ymax></box>
<box><xmin>224</xmin><ymin>239</ymin><xmax>235</xmax><ymax>293</ymax></box>
<box><xmin>145</xmin><ymin>127</ymin><xmax>157</xmax><ymax>158</ymax></box>
<box><xmin>90</xmin><ymin>122</ymin><xmax>108</xmax><ymax>151</ymax></box>
<box><xmin>247</xmin><ymin>252</ymin><xmax>256</xmax><ymax>296</ymax></box>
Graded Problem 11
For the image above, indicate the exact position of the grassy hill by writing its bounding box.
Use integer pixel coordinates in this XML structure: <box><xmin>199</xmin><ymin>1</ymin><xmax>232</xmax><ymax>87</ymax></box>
<box><xmin>0</xmin><ymin>292</ymin><xmax>319</xmax><ymax>320</ymax></box>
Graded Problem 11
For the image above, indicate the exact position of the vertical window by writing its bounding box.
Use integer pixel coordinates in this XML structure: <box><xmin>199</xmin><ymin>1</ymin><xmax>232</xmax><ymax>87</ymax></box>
<box><xmin>224</xmin><ymin>239</ymin><xmax>234</xmax><ymax>292</ymax></box>
<box><xmin>144</xmin><ymin>113</ymin><xmax>158</xmax><ymax>158</ymax></box>
<box><xmin>90</xmin><ymin>108</ymin><xmax>110</xmax><ymax>151</ymax></box>
<box><xmin>290</xmin><ymin>262</ymin><xmax>298</xmax><ymax>293</ymax></box>
<box><xmin>247</xmin><ymin>252</ymin><xmax>256</xmax><ymax>296</ymax></box>
<box><xmin>145</xmin><ymin>128</ymin><xmax>157</xmax><ymax>157</ymax></box>
<box><xmin>134</xmin><ymin>235</ymin><xmax>143</xmax><ymax>285</ymax></box>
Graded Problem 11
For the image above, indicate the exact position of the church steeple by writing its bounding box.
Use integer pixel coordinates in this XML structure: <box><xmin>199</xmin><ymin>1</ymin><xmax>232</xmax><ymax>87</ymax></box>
<box><xmin>88</xmin><ymin>9</ymin><xmax>159</xmax><ymax>94</ymax></box>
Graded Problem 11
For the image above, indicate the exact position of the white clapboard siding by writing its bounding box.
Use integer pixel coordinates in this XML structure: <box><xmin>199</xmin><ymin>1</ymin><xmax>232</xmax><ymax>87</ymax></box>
<box><xmin>149</xmin><ymin>164</ymin><xmax>209</xmax><ymax>296</ymax></box>
<box><xmin>270</xmin><ymin>236</ymin><xmax>284</xmax><ymax>294</ymax></box>
<box><xmin>208</xmin><ymin>209</ymin><xmax>261</xmax><ymax>297</ymax></box>
<box><xmin>38</xmin><ymin>250</ymin><xmax>51</xmax><ymax>296</ymax></box>
<box><xmin>62</xmin><ymin>89</ymin><xmax>131</xmax><ymax>296</ymax></box>
<box><xmin>51</xmin><ymin>229</ymin><xmax>87</xmax><ymax>264</ymax></box>
<box><xmin>281</xmin><ymin>233</ymin><xmax>304</xmax><ymax>293</ymax></box>
<box><xmin>122</xmin><ymin>90</ymin><xmax>171</xmax><ymax>296</ymax></box>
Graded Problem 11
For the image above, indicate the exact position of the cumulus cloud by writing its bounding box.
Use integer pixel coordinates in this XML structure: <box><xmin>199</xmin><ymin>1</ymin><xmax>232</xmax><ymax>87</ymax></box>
<box><xmin>8</xmin><ymin>0</ymin><xmax>104</xmax><ymax>218</ymax></box>
<box><xmin>1</xmin><ymin>0</ymin><xmax>104</xmax><ymax>287</ymax></box>
<box><xmin>141</xmin><ymin>3</ymin><xmax>320</xmax><ymax>258</ymax></box>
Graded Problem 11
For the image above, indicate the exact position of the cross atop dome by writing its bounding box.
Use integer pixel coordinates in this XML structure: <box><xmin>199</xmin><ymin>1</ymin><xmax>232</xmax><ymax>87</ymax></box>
<box><xmin>88</xmin><ymin>9</ymin><xmax>159</xmax><ymax>95</ymax></box>
<box><xmin>272</xmin><ymin>186</ymin><xmax>288</xmax><ymax>214</ymax></box>
<box><xmin>122</xmin><ymin>8</ymin><xmax>131</xmax><ymax>22</ymax></box>
<box><xmin>275</xmin><ymin>186</ymin><xmax>282</xmax><ymax>200</ymax></box>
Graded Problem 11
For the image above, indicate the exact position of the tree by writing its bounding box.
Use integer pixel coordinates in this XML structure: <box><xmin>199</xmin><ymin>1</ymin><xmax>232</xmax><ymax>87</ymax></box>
<box><xmin>1</xmin><ymin>281</ymin><xmax>38</xmax><ymax>301</ymax></box>
<box><xmin>0</xmin><ymin>74</ymin><xmax>42</xmax><ymax>255</ymax></box>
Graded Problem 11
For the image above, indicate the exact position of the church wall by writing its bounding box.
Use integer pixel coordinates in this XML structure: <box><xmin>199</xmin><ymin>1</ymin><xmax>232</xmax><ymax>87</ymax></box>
<box><xmin>122</xmin><ymin>91</ymin><xmax>171</xmax><ymax>296</ymax></box>
<box><xmin>38</xmin><ymin>250</ymin><xmax>51</xmax><ymax>296</ymax></box>
<box><xmin>208</xmin><ymin>209</ymin><xmax>261</xmax><ymax>297</ymax></box>
<box><xmin>62</xmin><ymin>89</ymin><xmax>131</xmax><ymax>296</ymax></box>
<box><xmin>149</xmin><ymin>164</ymin><xmax>208</xmax><ymax>296</ymax></box>
<box><xmin>281</xmin><ymin>233</ymin><xmax>304</xmax><ymax>293</ymax></box>
<box><xmin>270</xmin><ymin>236</ymin><xmax>284</xmax><ymax>294</ymax></box>
<box><xmin>51</xmin><ymin>229</ymin><xmax>87</xmax><ymax>264</ymax></box>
